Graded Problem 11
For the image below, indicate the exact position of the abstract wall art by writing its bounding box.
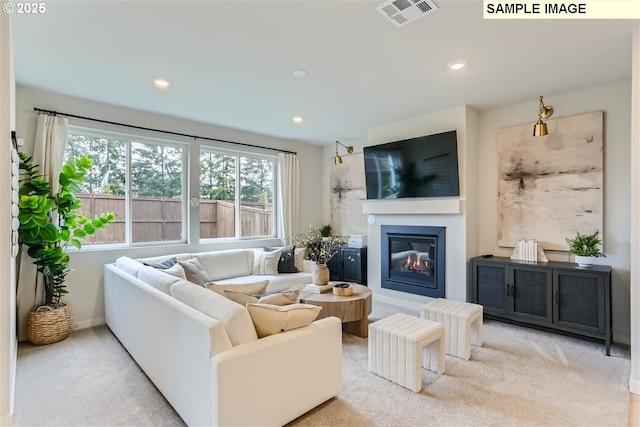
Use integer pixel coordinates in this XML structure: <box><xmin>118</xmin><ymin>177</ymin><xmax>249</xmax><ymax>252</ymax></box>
<box><xmin>330</xmin><ymin>152</ymin><xmax>367</xmax><ymax>235</ymax></box>
<box><xmin>498</xmin><ymin>111</ymin><xmax>603</xmax><ymax>250</ymax></box>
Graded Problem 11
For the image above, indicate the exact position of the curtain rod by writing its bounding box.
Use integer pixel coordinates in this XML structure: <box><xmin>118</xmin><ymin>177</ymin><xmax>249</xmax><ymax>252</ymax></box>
<box><xmin>33</xmin><ymin>108</ymin><xmax>297</xmax><ymax>155</ymax></box>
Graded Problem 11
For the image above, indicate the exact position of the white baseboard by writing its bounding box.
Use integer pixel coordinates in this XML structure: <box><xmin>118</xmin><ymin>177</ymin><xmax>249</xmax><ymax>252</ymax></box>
<box><xmin>373</xmin><ymin>293</ymin><xmax>424</xmax><ymax>312</ymax></box>
<box><xmin>1</xmin><ymin>414</ymin><xmax>13</xmax><ymax>426</ymax></box>
<box><xmin>74</xmin><ymin>317</ymin><xmax>105</xmax><ymax>330</ymax></box>
<box><xmin>631</xmin><ymin>377</ymin><xmax>640</xmax><ymax>395</ymax></box>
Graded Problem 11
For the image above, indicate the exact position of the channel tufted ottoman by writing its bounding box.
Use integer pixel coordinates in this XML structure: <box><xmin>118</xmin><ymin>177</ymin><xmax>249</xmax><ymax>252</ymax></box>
<box><xmin>368</xmin><ymin>313</ymin><xmax>445</xmax><ymax>393</ymax></box>
<box><xmin>420</xmin><ymin>298</ymin><xmax>483</xmax><ymax>360</ymax></box>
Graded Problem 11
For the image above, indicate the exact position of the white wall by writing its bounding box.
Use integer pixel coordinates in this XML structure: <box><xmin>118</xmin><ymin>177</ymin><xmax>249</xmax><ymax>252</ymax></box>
<box><xmin>14</xmin><ymin>85</ymin><xmax>325</xmax><ymax>330</ymax></box>
<box><xmin>0</xmin><ymin>8</ymin><xmax>16</xmax><ymax>426</ymax></box>
<box><xmin>478</xmin><ymin>80</ymin><xmax>632</xmax><ymax>344</ymax></box>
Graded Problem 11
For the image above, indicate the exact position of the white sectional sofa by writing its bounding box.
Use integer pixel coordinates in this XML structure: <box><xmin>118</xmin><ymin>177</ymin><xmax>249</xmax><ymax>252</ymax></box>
<box><xmin>104</xmin><ymin>248</ymin><xmax>342</xmax><ymax>426</ymax></box>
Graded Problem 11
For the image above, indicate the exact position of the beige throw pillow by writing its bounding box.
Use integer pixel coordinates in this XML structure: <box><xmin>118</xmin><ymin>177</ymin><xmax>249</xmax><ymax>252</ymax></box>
<box><xmin>177</xmin><ymin>258</ymin><xmax>210</xmax><ymax>286</ymax></box>
<box><xmin>223</xmin><ymin>289</ymin><xmax>300</xmax><ymax>307</ymax></box>
<box><xmin>258</xmin><ymin>289</ymin><xmax>300</xmax><ymax>305</ymax></box>
<box><xmin>252</xmin><ymin>248</ymin><xmax>283</xmax><ymax>275</ymax></box>
<box><xmin>206</xmin><ymin>280</ymin><xmax>269</xmax><ymax>296</ymax></box>
<box><xmin>246</xmin><ymin>303</ymin><xmax>322</xmax><ymax>338</ymax></box>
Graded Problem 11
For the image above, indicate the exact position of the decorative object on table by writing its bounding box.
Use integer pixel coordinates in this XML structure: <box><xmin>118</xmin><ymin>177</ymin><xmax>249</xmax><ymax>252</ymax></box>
<box><xmin>294</xmin><ymin>225</ymin><xmax>346</xmax><ymax>286</ymax></box>
<box><xmin>347</xmin><ymin>234</ymin><xmax>367</xmax><ymax>248</ymax></box>
<box><xmin>332</xmin><ymin>283</ymin><xmax>353</xmax><ymax>296</ymax></box>
<box><xmin>498</xmin><ymin>111</ymin><xmax>603</xmax><ymax>250</ymax></box>
<box><xmin>565</xmin><ymin>230</ymin><xmax>605</xmax><ymax>267</ymax></box>
<box><xmin>510</xmin><ymin>239</ymin><xmax>548</xmax><ymax>262</ymax></box>
<box><xmin>303</xmin><ymin>283</ymin><xmax>333</xmax><ymax>294</ymax></box>
<box><xmin>319</xmin><ymin>224</ymin><xmax>332</xmax><ymax>241</ymax></box>
<box><xmin>18</xmin><ymin>152</ymin><xmax>115</xmax><ymax>345</ymax></box>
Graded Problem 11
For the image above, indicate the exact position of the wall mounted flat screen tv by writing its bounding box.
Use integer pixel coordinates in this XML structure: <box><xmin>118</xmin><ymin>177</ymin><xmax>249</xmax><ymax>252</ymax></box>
<box><xmin>364</xmin><ymin>130</ymin><xmax>460</xmax><ymax>200</ymax></box>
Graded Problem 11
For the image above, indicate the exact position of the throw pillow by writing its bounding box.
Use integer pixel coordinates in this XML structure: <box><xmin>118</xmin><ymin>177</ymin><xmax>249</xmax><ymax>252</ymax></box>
<box><xmin>223</xmin><ymin>289</ymin><xmax>300</xmax><ymax>307</ymax></box>
<box><xmin>252</xmin><ymin>248</ymin><xmax>283</xmax><ymax>275</ymax></box>
<box><xmin>223</xmin><ymin>290</ymin><xmax>261</xmax><ymax>306</ymax></box>
<box><xmin>161</xmin><ymin>263</ymin><xmax>187</xmax><ymax>281</ymax></box>
<box><xmin>206</xmin><ymin>280</ymin><xmax>269</xmax><ymax>296</ymax></box>
<box><xmin>264</xmin><ymin>245</ymin><xmax>298</xmax><ymax>273</ymax></box>
<box><xmin>258</xmin><ymin>289</ymin><xmax>299</xmax><ymax>305</ymax></box>
<box><xmin>246</xmin><ymin>303</ymin><xmax>322</xmax><ymax>338</ymax></box>
<box><xmin>142</xmin><ymin>257</ymin><xmax>177</xmax><ymax>269</ymax></box>
<box><xmin>177</xmin><ymin>258</ymin><xmax>210</xmax><ymax>286</ymax></box>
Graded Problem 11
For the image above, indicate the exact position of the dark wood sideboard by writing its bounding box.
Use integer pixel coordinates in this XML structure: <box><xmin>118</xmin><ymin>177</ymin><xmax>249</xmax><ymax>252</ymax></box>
<box><xmin>470</xmin><ymin>256</ymin><xmax>612</xmax><ymax>355</ymax></box>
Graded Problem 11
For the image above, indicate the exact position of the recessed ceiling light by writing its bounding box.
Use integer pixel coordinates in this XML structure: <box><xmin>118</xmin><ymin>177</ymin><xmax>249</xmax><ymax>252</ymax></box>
<box><xmin>449</xmin><ymin>61</ymin><xmax>465</xmax><ymax>71</ymax></box>
<box><xmin>292</xmin><ymin>116</ymin><xmax>303</xmax><ymax>124</ymax></box>
<box><xmin>154</xmin><ymin>78</ymin><xmax>170</xmax><ymax>88</ymax></box>
<box><xmin>292</xmin><ymin>70</ymin><xmax>308</xmax><ymax>78</ymax></box>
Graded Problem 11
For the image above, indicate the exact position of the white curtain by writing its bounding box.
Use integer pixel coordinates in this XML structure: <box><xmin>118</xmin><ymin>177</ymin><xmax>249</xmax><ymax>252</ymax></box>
<box><xmin>16</xmin><ymin>114</ymin><xmax>68</xmax><ymax>341</ymax></box>
<box><xmin>277</xmin><ymin>152</ymin><xmax>299</xmax><ymax>245</ymax></box>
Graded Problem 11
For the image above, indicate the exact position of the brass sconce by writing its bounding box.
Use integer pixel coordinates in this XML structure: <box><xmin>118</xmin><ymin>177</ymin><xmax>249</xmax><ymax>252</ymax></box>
<box><xmin>533</xmin><ymin>96</ymin><xmax>554</xmax><ymax>137</ymax></box>
<box><xmin>335</xmin><ymin>140</ymin><xmax>354</xmax><ymax>165</ymax></box>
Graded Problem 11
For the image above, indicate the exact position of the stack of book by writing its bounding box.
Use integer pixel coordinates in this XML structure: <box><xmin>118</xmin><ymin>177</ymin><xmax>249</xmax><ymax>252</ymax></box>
<box><xmin>303</xmin><ymin>283</ymin><xmax>333</xmax><ymax>294</ymax></box>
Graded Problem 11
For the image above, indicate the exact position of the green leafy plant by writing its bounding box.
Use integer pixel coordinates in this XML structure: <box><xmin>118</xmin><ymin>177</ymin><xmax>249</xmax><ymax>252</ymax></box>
<box><xmin>319</xmin><ymin>224</ymin><xmax>332</xmax><ymax>237</ymax></box>
<box><xmin>18</xmin><ymin>152</ymin><xmax>115</xmax><ymax>307</ymax></box>
<box><xmin>294</xmin><ymin>225</ymin><xmax>345</xmax><ymax>265</ymax></box>
<box><xmin>565</xmin><ymin>231</ymin><xmax>606</xmax><ymax>257</ymax></box>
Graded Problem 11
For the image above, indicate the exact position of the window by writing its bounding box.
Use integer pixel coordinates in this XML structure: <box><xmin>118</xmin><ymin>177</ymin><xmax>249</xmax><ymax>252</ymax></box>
<box><xmin>199</xmin><ymin>148</ymin><xmax>275</xmax><ymax>240</ymax></box>
<box><xmin>64</xmin><ymin>128</ymin><xmax>186</xmax><ymax>246</ymax></box>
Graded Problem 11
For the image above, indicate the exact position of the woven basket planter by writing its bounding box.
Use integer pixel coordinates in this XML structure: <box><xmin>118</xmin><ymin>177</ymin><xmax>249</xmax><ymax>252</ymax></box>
<box><xmin>27</xmin><ymin>304</ymin><xmax>71</xmax><ymax>345</ymax></box>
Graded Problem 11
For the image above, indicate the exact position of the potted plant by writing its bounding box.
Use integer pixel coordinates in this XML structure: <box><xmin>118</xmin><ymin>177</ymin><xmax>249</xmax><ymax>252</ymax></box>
<box><xmin>294</xmin><ymin>225</ymin><xmax>345</xmax><ymax>285</ymax></box>
<box><xmin>319</xmin><ymin>224</ymin><xmax>332</xmax><ymax>241</ymax></box>
<box><xmin>565</xmin><ymin>230</ymin><xmax>605</xmax><ymax>267</ymax></box>
<box><xmin>18</xmin><ymin>152</ymin><xmax>115</xmax><ymax>345</ymax></box>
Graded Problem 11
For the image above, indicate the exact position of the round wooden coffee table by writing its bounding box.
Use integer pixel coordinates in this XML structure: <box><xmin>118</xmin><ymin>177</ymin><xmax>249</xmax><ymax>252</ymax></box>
<box><xmin>298</xmin><ymin>283</ymin><xmax>372</xmax><ymax>338</ymax></box>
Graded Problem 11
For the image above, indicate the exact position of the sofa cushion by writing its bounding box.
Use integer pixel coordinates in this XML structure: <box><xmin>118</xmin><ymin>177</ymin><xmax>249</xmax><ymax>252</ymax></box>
<box><xmin>170</xmin><ymin>281</ymin><xmax>258</xmax><ymax>346</ymax></box>
<box><xmin>115</xmin><ymin>256</ymin><xmax>143</xmax><ymax>276</ymax></box>
<box><xmin>206</xmin><ymin>280</ymin><xmax>269</xmax><ymax>296</ymax></box>
<box><xmin>177</xmin><ymin>258</ymin><xmax>210</xmax><ymax>286</ymax></box>
<box><xmin>142</xmin><ymin>257</ymin><xmax>177</xmax><ymax>269</ymax></box>
<box><xmin>252</xmin><ymin>248</ymin><xmax>283</xmax><ymax>275</ymax></box>
<box><xmin>137</xmin><ymin>266</ymin><xmax>182</xmax><ymax>294</ymax></box>
<box><xmin>194</xmin><ymin>249</ymin><xmax>253</xmax><ymax>281</ymax></box>
<box><xmin>247</xmin><ymin>303</ymin><xmax>322</xmax><ymax>338</ymax></box>
<box><xmin>264</xmin><ymin>245</ymin><xmax>298</xmax><ymax>273</ymax></box>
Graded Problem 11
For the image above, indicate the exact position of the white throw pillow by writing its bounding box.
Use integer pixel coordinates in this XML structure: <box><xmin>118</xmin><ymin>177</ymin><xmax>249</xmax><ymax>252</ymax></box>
<box><xmin>161</xmin><ymin>263</ymin><xmax>187</xmax><ymax>281</ymax></box>
<box><xmin>170</xmin><ymin>281</ymin><xmax>258</xmax><ymax>346</ymax></box>
<box><xmin>246</xmin><ymin>303</ymin><xmax>322</xmax><ymax>338</ymax></box>
<box><xmin>252</xmin><ymin>248</ymin><xmax>283</xmax><ymax>275</ymax></box>
<box><xmin>177</xmin><ymin>258</ymin><xmax>210</xmax><ymax>286</ymax></box>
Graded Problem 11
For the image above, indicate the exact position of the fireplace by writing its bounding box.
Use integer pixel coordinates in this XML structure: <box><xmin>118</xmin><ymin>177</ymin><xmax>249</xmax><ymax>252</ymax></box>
<box><xmin>381</xmin><ymin>225</ymin><xmax>445</xmax><ymax>298</ymax></box>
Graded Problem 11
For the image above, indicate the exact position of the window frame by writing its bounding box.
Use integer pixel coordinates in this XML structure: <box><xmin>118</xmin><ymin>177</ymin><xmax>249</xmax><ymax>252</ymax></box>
<box><xmin>198</xmin><ymin>144</ymin><xmax>278</xmax><ymax>242</ymax></box>
<box><xmin>65</xmin><ymin>125</ymin><xmax>189</xmax><ymax>248</ymax></box>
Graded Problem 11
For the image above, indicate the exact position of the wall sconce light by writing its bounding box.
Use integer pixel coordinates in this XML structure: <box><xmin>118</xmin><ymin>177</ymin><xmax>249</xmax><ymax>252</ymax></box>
<box><xmin>335</xmin><ymin>140</ymin><xmax>354</xmax><ymax>165</ymax></box>
<box><xmin>533</xmin><ymin>95</ymin><xmax>554</xmax><ymax>137</ymax></box>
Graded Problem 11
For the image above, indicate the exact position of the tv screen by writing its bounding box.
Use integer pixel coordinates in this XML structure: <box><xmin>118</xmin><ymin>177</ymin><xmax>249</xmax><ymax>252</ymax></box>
<box><xmin>363</xmin><ymin>130</ymin><xmax>460</xmax><ymax>200</ymax></box>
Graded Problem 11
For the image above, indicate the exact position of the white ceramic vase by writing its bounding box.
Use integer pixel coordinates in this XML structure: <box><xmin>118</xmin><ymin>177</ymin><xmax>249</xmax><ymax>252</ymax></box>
<box><xmin>574</xmin><ymin>255</ymin><xmax>596</xmax><ymax>267</ymax></box>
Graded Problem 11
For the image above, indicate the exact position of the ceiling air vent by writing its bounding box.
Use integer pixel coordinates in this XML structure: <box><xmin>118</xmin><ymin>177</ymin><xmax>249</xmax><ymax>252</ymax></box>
<box><xmin>376</xmin><ymin>0</ymin><xmax>439</xmax><ymax>28</ymax></box>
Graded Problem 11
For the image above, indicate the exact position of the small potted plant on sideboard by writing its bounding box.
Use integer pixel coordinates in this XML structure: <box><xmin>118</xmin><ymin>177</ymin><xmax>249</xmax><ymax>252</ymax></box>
<box><xmin>565</xmin><ymin>230</ymin><xmax>606</xmax><ymax>267</ymax></box>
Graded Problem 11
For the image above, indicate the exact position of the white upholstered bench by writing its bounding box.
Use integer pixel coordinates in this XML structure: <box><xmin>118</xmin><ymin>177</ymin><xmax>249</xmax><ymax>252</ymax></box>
<box><xmin>368</xmin><ymin>313</ymin><xmax>445</xmax><ymax>393</ymax></box>
<box><xmin>420</xmin><ymin>298</ymin><xmax>483</xmax><ymax>360</ymax></box>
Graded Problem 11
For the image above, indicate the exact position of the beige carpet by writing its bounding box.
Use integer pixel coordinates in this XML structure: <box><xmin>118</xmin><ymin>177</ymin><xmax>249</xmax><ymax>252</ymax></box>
<box><xmin>14</xmin><ymin>302</ymin><xmax>631</xmax><ymax>427</ymax></box>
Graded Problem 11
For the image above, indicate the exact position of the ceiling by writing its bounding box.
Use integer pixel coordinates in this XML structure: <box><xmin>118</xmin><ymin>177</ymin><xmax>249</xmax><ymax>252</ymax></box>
<box><xmin>10</xmin><ymin>1</ymin><xmax>636</xmax><ymax>146</ymax></box>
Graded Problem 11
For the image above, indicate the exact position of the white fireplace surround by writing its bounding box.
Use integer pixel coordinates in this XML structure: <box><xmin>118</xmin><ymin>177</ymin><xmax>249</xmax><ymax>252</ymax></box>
<box><xmin>362</xmin><ymin>198</ymin><xmax>463</xmax><ymax>215</ymax></box>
